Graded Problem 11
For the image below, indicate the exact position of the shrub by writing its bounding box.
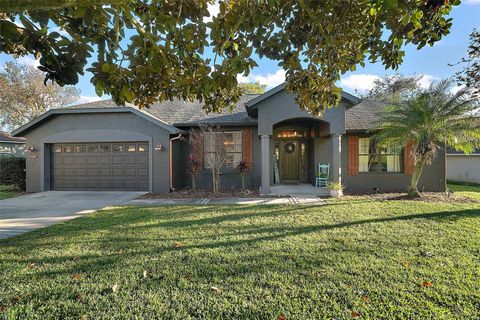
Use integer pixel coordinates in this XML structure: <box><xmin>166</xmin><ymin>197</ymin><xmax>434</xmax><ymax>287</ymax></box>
<box><xmin>0</xmin><ymin>157</ymin><xmax>26</xmax><ymax>191</ymax></box>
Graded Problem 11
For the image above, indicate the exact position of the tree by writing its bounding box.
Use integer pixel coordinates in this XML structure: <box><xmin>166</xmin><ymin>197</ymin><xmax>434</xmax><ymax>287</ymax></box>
<box><xmin>201</xmin><ymin>125</ymin><xmax>228</xmax><ymax>194</ymax></box>
<box><xmin>372</xmin><ymin>78</ymin><xmax>480</xmax><ymax>197</ymax></box>
<box><xmin>0</xmin><ymin>62</ymin><xmax>79</xmax><ymax>131</ymax></box>
<box><xmin>238</xmin><ymin>82</ymin><xmax>266</xmax><ymax>94</ymax></box>
<box><xmin>236</xmin><ymin>160</ymin><xmax>249</xmax><ymax>190</ymax></box>
<box><xmin>454</xmin><ymin>29</ymin><xmax>479</xmax><ymax>97</ymax></box>
<box><xmin>0</xmin><ymin>0</ymin><xmax>459</xmax><ymax>115</ymax></box>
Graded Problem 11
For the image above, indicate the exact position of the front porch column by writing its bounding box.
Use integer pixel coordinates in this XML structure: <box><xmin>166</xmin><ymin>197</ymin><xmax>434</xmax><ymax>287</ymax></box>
<box><xmin>331</xmin><ymin>134</ymin><xmax>342</xmax><ymax>183</ymax></box>
<box><xmin>260</xmin><ymin>134</ymin><xmax>271</xmax><ymax>194</ymax></box>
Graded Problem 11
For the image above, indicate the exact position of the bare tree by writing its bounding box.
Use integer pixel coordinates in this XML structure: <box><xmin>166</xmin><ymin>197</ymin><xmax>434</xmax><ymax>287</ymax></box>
<box><xmin>185</xmin><ymin>131</ymin><xmax>203</xmax><ymax>191</ymax></box>
<box><xmin>0</xmin><ymin>62</ymin><xmax>79</xmax><ymax>131</ymax></box>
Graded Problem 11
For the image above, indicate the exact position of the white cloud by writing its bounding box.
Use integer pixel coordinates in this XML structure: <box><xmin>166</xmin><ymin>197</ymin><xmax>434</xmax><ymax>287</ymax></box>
<box><xmin>237</xmin><ymin>69</ymin><xmax>286</xmax><ymax>89</ymax></box>
<box><xmin>340</xmin><ymin>74</ymin><xmax>381</xmax><ymax>93</ymax></box>
<box><xmin>204</xmin><ymin>2</ymin><xmax>220</xmax><ymax>22</ymax></box>
<box><xmin>450</xmin><ymin>84</ymin><xmax>466</xmax><ymax>95</ymax></box>
<box><xmin>418</xmin><ymin>74</ymin><xmax>440</xmax><ymax>89</ymax></box>
<box><xmin>16</xmin><ymin>55</ymin><xmax>40</xmax><ymax>67</ymax></box>
<box><xmin>465</xmin><ymin>0</ymin><xmax>480</xmax><ymax>4</ymax></box>
<box><xmin>78</xmin><ymin>95</ymin><xmax>102</xmax><ymax>104</ymax></box>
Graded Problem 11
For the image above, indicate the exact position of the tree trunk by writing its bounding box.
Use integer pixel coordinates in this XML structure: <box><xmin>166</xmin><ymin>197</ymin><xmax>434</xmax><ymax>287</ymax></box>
<box><xmin>191</xmin><ymin>174</ymin><xmax>196</xmax><ymax>191</ymax></box>
<box><xmin>408</xmin><ymin>157</ymin><xmax>426</xmax><ymax>198</ymax></box>
<box><xmin>241</xmin><ymin>173</ymin><xmax>245</xmax><ymax>190</ymax></box>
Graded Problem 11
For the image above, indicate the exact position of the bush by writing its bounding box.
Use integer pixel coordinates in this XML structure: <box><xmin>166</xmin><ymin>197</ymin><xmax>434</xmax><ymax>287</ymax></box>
<box><xmin>0</xmin><ymin>157</ymin><xmax>26</xmax><ymax>191</ymax></box>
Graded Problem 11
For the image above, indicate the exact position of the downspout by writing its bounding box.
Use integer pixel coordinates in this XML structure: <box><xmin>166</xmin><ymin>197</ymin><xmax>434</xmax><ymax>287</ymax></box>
<box><xmin>169</xmin><ymin>134</ymin><xmax>183</xmax><ymax>192</ymax></box>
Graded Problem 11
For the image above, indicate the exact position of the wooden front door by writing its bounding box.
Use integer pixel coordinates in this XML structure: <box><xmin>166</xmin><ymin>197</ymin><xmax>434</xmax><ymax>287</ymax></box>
<box><xmin>279</xmin><ymin>141</ymin><xmax>300</xmax><ymax>182</ymax></box>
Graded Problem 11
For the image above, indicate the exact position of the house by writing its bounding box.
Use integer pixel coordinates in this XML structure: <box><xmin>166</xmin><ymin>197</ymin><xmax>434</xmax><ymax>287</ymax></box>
<box><xmin>447</xmin><ymin>148</ymin><xmax>480</xmax><ymax>184</ymax></box>
<box><xmin>11</xmin><ymin>84</ymin><xmax>446</xmax><ymax>194</ymax></box>
<box><xmin>0</xmin><ymin>131</ymin><xmax>25</xmax><ymax>157</ymax></box>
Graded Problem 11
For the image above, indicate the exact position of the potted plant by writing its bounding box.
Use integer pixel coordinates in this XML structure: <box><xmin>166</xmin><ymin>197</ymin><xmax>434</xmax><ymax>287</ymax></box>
<box><xmin>327</xmin><ymin>182</ymin><xmax>345</xmax><ymax>198</ymax></box>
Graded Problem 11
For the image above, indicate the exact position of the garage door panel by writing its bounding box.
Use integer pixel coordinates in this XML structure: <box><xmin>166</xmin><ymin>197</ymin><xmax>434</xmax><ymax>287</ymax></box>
<box><xmin>99</xmin><ymin>156</ymin><xmax>111</xmax><ymax>165</ymax></box>
<box><xmin>87</xmin><ymin>156</ymin><xmax>98</xmax><ymax>165</ymax></box>
<box><xmin>75</xmin><ymin>157</ymin><xmax>86</xmax><ymax>165</ymax></box>
<box><xmin>51</xmin><ymin>142</ymin><xmax>150</xmax><ymax>191</ymax></box>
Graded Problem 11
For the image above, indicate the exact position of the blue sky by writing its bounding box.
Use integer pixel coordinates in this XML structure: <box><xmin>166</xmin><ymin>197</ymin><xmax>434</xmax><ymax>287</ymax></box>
<box><xmin>1</xmin><ymin>2</ymin><xmax>479</xmax><ymax>103</ymax></box>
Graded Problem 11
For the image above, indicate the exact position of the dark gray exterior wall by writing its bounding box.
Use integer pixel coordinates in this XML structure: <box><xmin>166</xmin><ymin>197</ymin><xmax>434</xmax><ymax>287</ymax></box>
<box><xmin>342</xmin><ymin>133</ymin><xmax>447</xmax><ymax>193</ymax></box>
<box><xmin>177</xmin><ymin>127</ymin><xmax>261</xmax><ymax>190</ymax></box>
<box><xmin>21</xmin><ymin>112</ymin><xmax>173</xmax><ymax>193</ymax></box>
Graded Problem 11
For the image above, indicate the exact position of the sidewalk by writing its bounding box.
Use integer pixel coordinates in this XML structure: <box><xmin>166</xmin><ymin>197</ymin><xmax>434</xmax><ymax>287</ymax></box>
<box><xmin>126</xmin><ymin>195</ymin><xmax>326</xmax><ymax>206</ymax></box>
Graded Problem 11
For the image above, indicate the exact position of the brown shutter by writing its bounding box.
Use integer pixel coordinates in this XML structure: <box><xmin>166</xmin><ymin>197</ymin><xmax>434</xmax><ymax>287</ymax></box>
<box><xmin>242</xmin><ymin>128</ymin><xmax>253</xmax><ymax>169</ymax></box>
<box><xmin>348</xmin><ymin>135</ymin><xmax>359</xmax><ymax>176</ymax></box>
<box><xmin>404</xmin><ymin>140</ymin><xmax>416</xmax><ymax>175</ymax></box>
<box><xmin>191</xmin><ymin>129</ymin><xmax>204</xmax><ymax>169</ymax></box>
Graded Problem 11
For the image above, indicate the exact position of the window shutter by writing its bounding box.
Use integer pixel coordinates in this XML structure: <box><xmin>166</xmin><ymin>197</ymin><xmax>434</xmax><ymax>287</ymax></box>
<box><xmin>348</xmin><ymin>136</ymin><xmax>359</xmax><ymax>176</ymax></box>
<box><xmin>242</xmin><ymin>128</ymin><xmax>253</xmax><ymax>169</ymax></box>
<box><xmin>192</xmin><ymin>129</ymin><xmax>204</xmax><ymax>169</ymax></box>
<box><xmin>404</xmin><ymin>140</ymin><xmax>415</xmax><ymax>175</ymax></box>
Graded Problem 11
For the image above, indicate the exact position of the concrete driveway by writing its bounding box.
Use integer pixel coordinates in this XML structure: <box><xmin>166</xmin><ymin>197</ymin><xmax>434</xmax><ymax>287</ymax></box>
<box><xmin>0</xmin><ymin>191</ymin><xmax>146</xmax><ymax>239</ymax></box>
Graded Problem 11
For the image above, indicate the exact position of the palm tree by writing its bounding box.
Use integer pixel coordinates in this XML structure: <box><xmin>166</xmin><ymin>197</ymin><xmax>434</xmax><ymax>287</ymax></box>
<box><xmin>373</xmin><ymin>79</ymin><xmax>480</xmax><ymax>197</ymax></box>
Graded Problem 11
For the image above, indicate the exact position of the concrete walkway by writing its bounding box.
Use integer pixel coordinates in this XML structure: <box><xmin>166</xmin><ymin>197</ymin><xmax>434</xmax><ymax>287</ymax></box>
<box><xmin>0</xmin><ymin>191</ymin><xmax>145</xmax><ymax>239</ymax></box>
<box><xmin>127</xmin><ymin>195</ymin><xmax>326</xmax><ymax>206</ymax></box>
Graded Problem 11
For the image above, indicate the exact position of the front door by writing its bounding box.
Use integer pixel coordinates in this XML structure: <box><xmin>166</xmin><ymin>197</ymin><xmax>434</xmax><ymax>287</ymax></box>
<box><xmin>279</xmin><ymin>140</ymin><xmax>300</xmax><ymax>182</ymax></box>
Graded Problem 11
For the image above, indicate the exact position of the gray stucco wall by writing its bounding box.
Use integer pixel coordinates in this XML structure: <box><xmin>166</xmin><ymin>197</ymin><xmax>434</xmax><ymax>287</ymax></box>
<box><xmin>342</xmin><ymin>134</ymin><xmax>446</xmax><ymax>193</ymax></box>
<box><xmin>0</xmin><ymin>142</ymin><xmax>25</xmax><ymax>157</ymax></box>
<box><xmin>447</xmin><ymin>155</ymin><xmax>480</xmax><ymax>184</ymax></box>
<box><xmin>21</xmin><ymin>112</ymin><xmax>172</xmax><ymax>193</ymax></box>
<box><xmin>255</xmin><ymin>90</ymin><xmax>348</xmax><ymax>136</ymax></box>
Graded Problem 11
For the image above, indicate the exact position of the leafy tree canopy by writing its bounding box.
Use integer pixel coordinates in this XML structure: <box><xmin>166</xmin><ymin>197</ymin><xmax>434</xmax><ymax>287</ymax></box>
<box><xmin>0</xmin><ymin>62</ymin><xmax>79</xmax><ymax>131</ymax></box>
<box><xmin>0</xmin><ymin>0</ymin><xmax>459</xmax><ymax>115</ymax></box>
<box><xmin>455</xmin><ymin>28</ymin><xmax>479</xmax><ymax>97</ymax></box>
<box><xmin>238</xmin><ymin>81</ymin><xmax>266</xmax><ymax>94</ymax></box>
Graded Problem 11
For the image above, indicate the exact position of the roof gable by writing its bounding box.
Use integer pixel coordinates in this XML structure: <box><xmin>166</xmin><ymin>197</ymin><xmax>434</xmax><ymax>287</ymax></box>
<box><xmin>12</xmin><ymin>106</ymin><xmax>182</xmax><ymax>137</ymax></box>
<box><xmin>245</xmin><ymin>83</ymin><xmax>361</xmax><ymax>114</ymax></box>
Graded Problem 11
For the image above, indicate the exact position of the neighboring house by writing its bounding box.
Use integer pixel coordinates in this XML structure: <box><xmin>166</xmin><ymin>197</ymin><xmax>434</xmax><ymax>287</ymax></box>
<box><xmin>12</xmin><ymin>84</ymin><xmax>446</xmax><ymax>194</ymax></box>
<box><xmin>0</xmin><ymin>131</ymin><xmax>25</xmax><ymax>157</ymax></box>
<box><xmin>447</xmin><ymin>148</ymin><xmax>480</xmax><ymax>184</ymax></box>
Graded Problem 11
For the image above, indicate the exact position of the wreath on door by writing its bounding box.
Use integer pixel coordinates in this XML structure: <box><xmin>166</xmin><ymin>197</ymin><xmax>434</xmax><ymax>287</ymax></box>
<box><xmin>284</xmin><ymin>142</ymin><xmax>296</xmax><ymax>154</ymax></box>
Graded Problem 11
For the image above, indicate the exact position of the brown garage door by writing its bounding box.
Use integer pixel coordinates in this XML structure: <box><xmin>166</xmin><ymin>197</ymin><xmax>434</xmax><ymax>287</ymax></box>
<box><xmin>51</xmin><ymin>142</ymin><xmax>149</xmax><ymax>191</ymax></box>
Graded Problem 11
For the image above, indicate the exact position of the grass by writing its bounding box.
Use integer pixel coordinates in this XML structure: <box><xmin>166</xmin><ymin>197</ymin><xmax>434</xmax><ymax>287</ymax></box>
<box><xmin>0</xmin><ymin>186</ymin><xmax>479</xmax><ymax>319</ymax></box>
<box><xmin>0</xmin><ymin>185</ymin><xmax>20</xmax><ymax>200</ymax></box>
<box><xmin>448</xmin><ymin>181</ymin><xmax>480</xmax><ymax>201</ymax></box>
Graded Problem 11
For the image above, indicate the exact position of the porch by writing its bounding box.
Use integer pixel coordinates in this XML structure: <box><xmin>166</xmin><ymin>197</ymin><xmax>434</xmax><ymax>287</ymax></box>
<box><xmin>269</xmin><ymin>183</ymin><xmax>330</xmax><ymax>197</ymax></box>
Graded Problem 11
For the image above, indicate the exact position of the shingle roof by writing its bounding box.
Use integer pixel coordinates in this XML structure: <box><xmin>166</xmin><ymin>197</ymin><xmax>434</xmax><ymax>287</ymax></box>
<box><xmin>345</xmin><ymin>100</ymin><xmax>385</xmax><ymax>131</ymax></box>
<box><xmin>68</xmin><ymin>95</ymin><xmax>383</xmax><ymax>131</ymax></box>
<box><xmin>0</xmin><ymin>131</ymin><xmax>25</xmax><ymax>143</ymax></box>
<box><xmin>70</xmin><ymin>95</ymin><xmax>259</xmax><ymax>126</ymax></box>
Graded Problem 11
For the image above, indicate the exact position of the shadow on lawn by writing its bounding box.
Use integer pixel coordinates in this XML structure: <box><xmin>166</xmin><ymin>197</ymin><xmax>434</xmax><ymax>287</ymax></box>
<box><xmin>1</xmin><ymin>206</ymin><xmax>478</xmax><ymax>280</ymax></box>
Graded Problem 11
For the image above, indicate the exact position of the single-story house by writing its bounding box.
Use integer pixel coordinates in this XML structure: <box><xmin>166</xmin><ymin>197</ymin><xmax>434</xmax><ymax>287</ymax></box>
<box><xmin>0</xmin><ymin>131</ymin><xmax>25</xmax><ymax>157</ymax></box>
<box><xmin>447</xmin><ymin>148</ymin><xmax>480</xmax><ymax>184</ymax></box>
<box><xmin>12</xmin><ymin>83</ymin><xmax>446</xmax><ymax>194</ymax></box>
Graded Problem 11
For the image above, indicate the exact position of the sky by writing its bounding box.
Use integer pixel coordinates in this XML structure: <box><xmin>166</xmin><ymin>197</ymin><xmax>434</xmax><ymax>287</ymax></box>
<box><xmin>0</xmin><ymin>2</ymin><xmax>479</xmax><ymax>104</ymax></box>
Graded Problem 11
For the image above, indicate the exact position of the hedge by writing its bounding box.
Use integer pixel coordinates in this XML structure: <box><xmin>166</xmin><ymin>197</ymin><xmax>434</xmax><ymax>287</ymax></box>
<box><xmin>0</xmin><ymin>157</ymin><xmax>26</xmax><ymax>191</ymax></box>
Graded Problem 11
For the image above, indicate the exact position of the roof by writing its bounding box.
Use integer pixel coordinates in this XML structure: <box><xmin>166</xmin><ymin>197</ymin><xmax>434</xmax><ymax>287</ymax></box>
<box><xmin>245</xmin><ymin>82</ymin><xmax>361</xmax><ymax>109</ymax></box>
<box><xmin>345</xmin><ymin>100</ymin><xmax>385</xmax><ymax>131</ymax></box>
<box><xmin>447</xmin><ymin>147</ymin><xmax>480</xmax><ymax>155</ymax></box>
<box><xmin>0</xmin><ymin>131</ymin><xmax>25</xmax><ymax>143</ymax></box>
<box><xmin>12</xmin><ymin>106</ymin><xmax>182</xmax><ymax>137</ymax></box>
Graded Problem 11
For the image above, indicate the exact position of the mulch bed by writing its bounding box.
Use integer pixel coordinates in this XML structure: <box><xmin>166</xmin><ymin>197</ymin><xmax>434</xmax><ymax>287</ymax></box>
<box><xmin>139</xmin><ymin>188</ymin><xmax>260</xmax><ymax>199</ymax></box>
<box><xmin>344</xmin><ymin>192</ymin><xmax>478</xmax><ymax>204</ymax></box>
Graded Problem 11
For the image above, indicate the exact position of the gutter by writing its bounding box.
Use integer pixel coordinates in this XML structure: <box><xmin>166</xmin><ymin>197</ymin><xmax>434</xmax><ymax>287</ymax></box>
<box><xmin>169</xmin><ymin>134</ymin><xmax>183</xmax><ymax>192</ymax></box>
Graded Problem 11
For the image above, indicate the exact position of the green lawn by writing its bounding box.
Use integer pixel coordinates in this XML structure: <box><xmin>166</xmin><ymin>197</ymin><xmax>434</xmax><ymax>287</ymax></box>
<box><xmin>0</xmin><ymin>188</ymin><xmax>479</xmax><ymax>319</ymax></box>
<box><xmin>449</xmin><ymin>182</ymin><xmax>480</xmax><ymax>201</ymax></box>
<box><xmin>0</xmin><ymin>185</ymin><xmax>20</xmax><ymax>200</ymax></box>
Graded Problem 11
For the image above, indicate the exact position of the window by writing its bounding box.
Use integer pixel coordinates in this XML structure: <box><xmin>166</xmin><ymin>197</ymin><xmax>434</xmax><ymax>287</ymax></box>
<box><xmin>137</xmin><ymin>144</ymin><xmax>148</xmax><ymax>152</ymax></box>
<box><xmin>126</xmin><ymin>144</ymin><xmax>136</xmax><ymax>152</ymax></box>
<box><xmin>75</xmin><ymin>145</ymin><xmax>86</xmax><ymax>153</ymax></box>
<box><xmin>87</xmin><ymin>145</ymin><xmax>98</xmax><ymax>153</ymax></box>
<box><xmin>53</xmin><ymin>145</ymin><xmax>62</xmax><ymax>153</ymax></box>
<box><xmin>112</xmin><ymin>144</ymin><xmax>123</xmax><ymax>152</ymax></box>
<box><xmin>204</xmin><ymin>131</ymin><xmax>242</xmax><ymax>168</ymax></box>
<box><xmin>359</xmin><ymin>138</ymin><xmax>402</xmax><ymax>173</ymax></box>
<box><xmin>63</xmin><ymin>145</ymin><xmax>74</xmax><ymax>153</ymax></box>
<box><xmin>100</xmin><ymin>144</ymin><xmax>111</xmax><ymax>153</ymax></box>
<box><xmin>276</xmin><ymin>129</ymin><xmax>306</xmax><ymax>138</ymax></box>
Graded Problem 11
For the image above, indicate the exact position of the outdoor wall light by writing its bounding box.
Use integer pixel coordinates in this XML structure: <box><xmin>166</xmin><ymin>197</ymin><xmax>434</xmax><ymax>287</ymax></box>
<box><xmin>155</xmin><ymin>144</ymin><xmax>166</xmax><ymax>151</ymax></box>
<box><xmin>25</xmin><ymin>145</ymin><xmax>37</xmax><ymax>152</ymax></box>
